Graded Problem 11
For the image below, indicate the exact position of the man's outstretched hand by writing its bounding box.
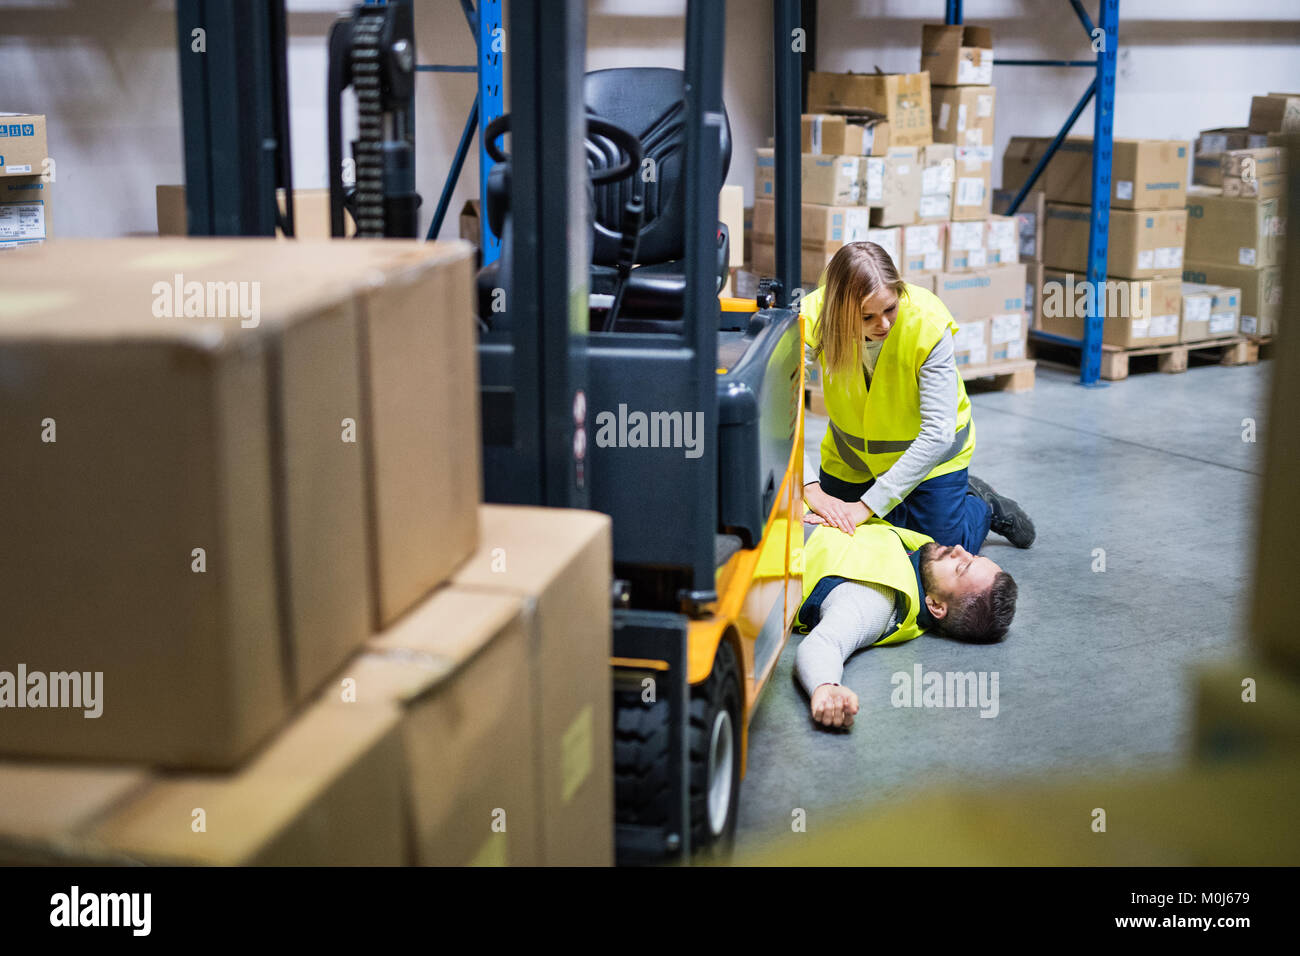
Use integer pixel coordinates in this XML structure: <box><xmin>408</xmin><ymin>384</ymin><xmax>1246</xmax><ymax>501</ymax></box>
<box><xmin>810</xmin><ymin>683</ymin><xmax>859</xmax><ymax>729</ymax></box>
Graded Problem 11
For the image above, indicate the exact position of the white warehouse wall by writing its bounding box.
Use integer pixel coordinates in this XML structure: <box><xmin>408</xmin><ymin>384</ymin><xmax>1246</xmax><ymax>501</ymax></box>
<box><xmin>1</xmin><ymin>0</ymin><xmax>1296</xmax><ymax>238</ymax></box>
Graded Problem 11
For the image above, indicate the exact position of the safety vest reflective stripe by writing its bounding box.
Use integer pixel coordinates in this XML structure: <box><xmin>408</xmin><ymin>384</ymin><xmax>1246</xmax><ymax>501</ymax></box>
<box><xmin>827</xmin><ymin>420</ymin><xmax>872</xmax><ymax>474</ymax></box>
<box><xmin>865</xmin><ymin>420</ymin><xmax>972</xmax><ymax>459</ymax></box>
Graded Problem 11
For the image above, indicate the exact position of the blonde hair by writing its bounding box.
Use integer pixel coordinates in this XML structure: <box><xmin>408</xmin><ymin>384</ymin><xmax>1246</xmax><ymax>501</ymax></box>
<box><xmin>812</xmin><ymin>241</ymin><xmax>908</xmax><ymax>377</ymax></box>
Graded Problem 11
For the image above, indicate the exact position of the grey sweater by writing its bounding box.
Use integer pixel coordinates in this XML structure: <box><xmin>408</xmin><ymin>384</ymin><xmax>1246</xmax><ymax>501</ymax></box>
<box><xmin>804</xmin><ymin>331</ymin><xmax>960</xmax><ymax>518</ymax></box>
<box><xmin>795</xmin><ymin>580</ymin><xmax>898</xmax><ymax>695</ymax></box>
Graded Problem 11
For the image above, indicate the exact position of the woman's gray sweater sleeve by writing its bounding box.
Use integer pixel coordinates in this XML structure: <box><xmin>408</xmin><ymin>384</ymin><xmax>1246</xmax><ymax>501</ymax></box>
<box><xmin>861</xmin><ymin>331</ymin><xmax>960</xmax><ymax>518</ymax></box>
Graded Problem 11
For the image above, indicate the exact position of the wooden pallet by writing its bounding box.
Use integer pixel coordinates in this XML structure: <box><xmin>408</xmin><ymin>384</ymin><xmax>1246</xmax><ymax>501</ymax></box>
<box><xmin>1031</xmin><ymin>335</ymin><xmax>1256</xmax><ymax>381</ymax></box>
<box><xmin>960</xmin><ymin>358</ymin><xmax>1036</xmax><ymax>393</ymax></box>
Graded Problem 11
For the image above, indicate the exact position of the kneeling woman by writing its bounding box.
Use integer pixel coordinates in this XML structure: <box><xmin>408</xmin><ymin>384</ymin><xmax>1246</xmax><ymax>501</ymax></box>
<box><xmin>801</xmin><ymin>241</ymin><xmax>1034</xmax><ymax>551</ymax></box>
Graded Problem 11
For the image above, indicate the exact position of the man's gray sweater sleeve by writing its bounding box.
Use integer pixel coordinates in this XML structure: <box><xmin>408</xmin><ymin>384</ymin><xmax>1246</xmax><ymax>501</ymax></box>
<box><xmin>795</xmin><ymin>580</ymin><xmax>897</xmax><ymax>696</ymax></box>
<box><xmin>861</xmin><ymin>331</ymin><xmax>960</xmax><ymax>518</ymax></box>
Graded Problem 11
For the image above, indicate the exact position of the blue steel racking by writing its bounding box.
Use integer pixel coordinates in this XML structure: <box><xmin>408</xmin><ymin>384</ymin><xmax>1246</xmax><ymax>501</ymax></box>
<box><xmin>365</xmin><ymin>0</ymin><xmax>503</xmax><ymax>263</ymax></box>
<box><xmin>946</xmin><ymin>0</ymin><xmax>1120</xmax><ymax>386</ymax></box>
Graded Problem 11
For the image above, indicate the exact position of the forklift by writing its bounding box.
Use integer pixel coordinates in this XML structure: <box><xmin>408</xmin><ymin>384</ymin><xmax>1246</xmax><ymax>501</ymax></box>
<box><xmin>176</xmin><ymin>0</ymin><xmax>808</xmax><ymax>865</ymax></box>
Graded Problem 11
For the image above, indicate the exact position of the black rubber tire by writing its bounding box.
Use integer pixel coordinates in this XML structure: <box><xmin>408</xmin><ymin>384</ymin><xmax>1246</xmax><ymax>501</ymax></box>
<box><xmin>614</xmin><ymin>685</ymin><xmax>672</xmax><ymax>830</ymax></box>
<box><xmin>688</xmin><ymin>640</ymin><xmax>742</xmax><ymax>859</ymax></box>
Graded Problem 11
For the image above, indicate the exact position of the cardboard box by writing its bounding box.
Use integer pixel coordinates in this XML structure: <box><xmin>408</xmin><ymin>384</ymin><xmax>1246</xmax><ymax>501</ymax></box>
<box><xmin>452</xmin><ymin>505</ymin><xmax>614</xmax><ymax>866</ymax></box>
<box><xmin>865</xmin><ymin>147</ymin><xmax>921</xmax><ymax>225</ymax></box>
<box><xmin>755</xmin><ymin>147</ymin><xmax>775</xmax><ymax>199</ymax></box>
<box><xmin>952</xmin><ymin>317</ymin><xmax>990</xmax><ymax>368</ymax></box>
<box><xmin>801</xmin><ymin>113</ymin><xmax>890</xmax><ymax>156</ymax></box>
<box><xmin>803</xmin><ymin>153</ymin><xmax>866</xmax><ymax>206</ymax></box>
<box><xmin>985</xmin><ymin>214</ymin><xmax>1019</xmax><ymax>266</ymax></box>
<box><xmin>920</xmin><ymin>24</ymin><xmax>994</xmax><ymax>86</ymax></box>
<box><xmin>993</xmin><ymin>188</ymin><xmax>1044</xmax><ymax>261</ymax></box>
<box><xmin>344</xmin><ymin>587</ymin><xmax>542</xmax><ymax>866</ymax></box>
<box><xmin>1183</xmin><ymin>260</ymin><xmax>1283</xmax><ymax>337</ymax></box>
<box><xmin>720</xmin><ymin>184</ymin><xmax>744</xmax><ymax>267</ymax></box>
<box><xmin>866</xmin><ymin>226</ymin><xmax>903</xmax><ymax>271</ymax></box>
<box><xmin>946</xmin><ymin>218</ymin><xmax>989</xmax><ymax>273</ymax></box>
<box><xmin>459</xmin><ymin>198</ymin><xmax>481</xmax><ymax>245</ymax></box>
<box><xmin>0</xmin><ymin>113</ymin><xmax>46</xmax><ymax>177</ymax></box>
<box><xmin>990</xmin><ymin>310</ymin><xmax>1028</xmax><ymax>362</ymax></box>
<box><xmin>0</xmin><ymin>175</ymin><xmax>51</xmax><ymax>247</ymax></box>
<box><xmin>0</xmin><ymin>239</ymin><xmax>477</xmax><ymax>766</ymax></box>
<box><xmin>1185</xmin><ymin>189</ymin><xmax>1284</xmax><ymax>268</ymax></box>
<box><xmin>1180</xmin><ymin>282</ymin><xmax>1241</xmax><ymax>342</ymax></box>
<box><xmin>901</xmin><ymin>221</ymin><xmax>946</xmax><ymax>276</ymax></box>
<box><xmin>1220</xmin><ymin>147</ymin><xmax>1286</xmax><ymax>200</ymax></box>
<box><xmin>1248</xmin><ymin>93</ymin><xmax>1300</xmax><ymax>134</ymax></box>
<box><xmin>0</xmin><ymin>763</ymin><xmax>153</xmax><ymax>865</ymax></box>
<box><xmin>933</xmin><ymin>263</ymin><xmax>1026</xmax><ymax>322</ymax></box>
<box><xmin>1194</xmin><ymin>128</ymin><xmax>1270</xmax><ymax>187</ymax></box>
<box><xmin>806</xmin><ymin>71</ymin><xmax>933</xmax><ymax>147</ymax></box>
<box><xmin>91</xmin><ymin>696</ymin><xmax>406</xmax><ymax>865</ymax></box>
<box><xmin>755</xmin><ymin>199</ymin><xmax>875</xmax><ymax>247</ymax></box>
<box><xmin>754</xmin><ymin>238</ymin><xmax>850</xmax><ymax>285</ymax></box>
<box><xmin>904</xmin><ymin>273</ymin><xmax>937</xmax><ymax>293</ymax></box>
<box><xmin>930</xmin><ymin>85</ymin><xmax>996</xmax><ymax>146</ymax></box>
<box><xmin>1039</xmin><ymin>271</ymin><xmax>1183</xmax><ymax>347</ymax></box>
<box><xmin>918</xmin><ymin>144</ymin><xmax>955</xmax><ymax>221</ymax></box>
<box><xmin>156</xmin><ymin>185</ymin><xmax>355</xmax><ymax>239</ymax></box>
<box><xmin>1003</xmin><ymin>137</ymin><xmax>1190</xmax><ymax>210</ymax></box>
<box><xmin>952</xmin><ymin>145</ymin><xmax>993</xmax><ymax>220</ymax></box>
<box><xmin>1045</xmin><ymin>203</ymin><xmax>1187</xmax><ymax>278</ymax></box>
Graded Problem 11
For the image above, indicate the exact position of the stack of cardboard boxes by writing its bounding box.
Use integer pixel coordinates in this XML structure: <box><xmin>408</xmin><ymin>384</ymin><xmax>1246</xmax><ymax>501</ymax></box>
<box><xmin>753</xmin><ymin>24</ymin><xmax>1027</xmax><ymax>376</ymax></box>
<box><xmin>1183</xmin><ymin>93</ymin><xmax>1291</xmax><ymax>338</ymax></box>
<box><xmin>0</xmin><ymin>113</ymin><xmax>51</xmax><ymax>248</ymax></box>
<box><xmin>1009</xmin><ymin>136</ymin><xmax>1191</xmax><ymax>348</ymax></box>
<box><xmin>0</xmin><ymin>239</ymin><xmax>613</xmax><ymax>866</ymax></box>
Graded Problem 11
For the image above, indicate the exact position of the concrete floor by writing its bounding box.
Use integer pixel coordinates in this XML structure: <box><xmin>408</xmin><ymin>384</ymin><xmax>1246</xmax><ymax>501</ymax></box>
<box><xmin>734</xmin><ymin>359</ymin><xmax>1271</xmax><ymax>855</ymax></box>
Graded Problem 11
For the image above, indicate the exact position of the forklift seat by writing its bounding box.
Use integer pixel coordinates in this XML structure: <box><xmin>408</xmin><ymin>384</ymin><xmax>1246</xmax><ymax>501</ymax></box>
<box><xmin>476</xmin><ymin>67</ymin><xmax>731</xmax><ymax>326</ymax></box>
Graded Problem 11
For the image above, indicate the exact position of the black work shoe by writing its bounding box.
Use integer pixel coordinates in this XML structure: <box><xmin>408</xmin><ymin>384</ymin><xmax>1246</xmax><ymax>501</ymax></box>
<box><xmin>968</xmin><ymin>475</ymin><xmax>1036</xmax><ymax>549</ymax></box>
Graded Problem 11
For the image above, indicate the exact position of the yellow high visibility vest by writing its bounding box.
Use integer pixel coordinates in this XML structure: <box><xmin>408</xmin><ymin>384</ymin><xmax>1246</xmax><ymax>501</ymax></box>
<box><xmin>799</xmin><ymin>519</ymin><xmax>934</xmax><ymax>646</ymax></box>
<box><xmin>801</xmin><ymin>282</ymin><xmax>975</xmax><ymax>486</ymax></box>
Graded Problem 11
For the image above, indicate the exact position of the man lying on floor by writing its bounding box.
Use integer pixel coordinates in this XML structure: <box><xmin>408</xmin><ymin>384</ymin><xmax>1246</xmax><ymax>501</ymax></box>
<box><xmin>796</xmin><ymin>517</ymin><xmax>1018</xmax><ymax>729</ymax></box>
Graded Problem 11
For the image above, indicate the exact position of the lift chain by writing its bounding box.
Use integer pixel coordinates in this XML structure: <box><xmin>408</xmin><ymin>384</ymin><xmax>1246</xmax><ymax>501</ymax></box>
<box><xmin>351</xmin><ymin>8</ymin><xmax>386</xmax><ymax>238</ymax></box>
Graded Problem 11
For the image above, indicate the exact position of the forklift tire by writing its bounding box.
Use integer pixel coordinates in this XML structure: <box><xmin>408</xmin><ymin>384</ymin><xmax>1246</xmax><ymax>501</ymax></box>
<box><xmin>689</xmin><ymin>640</ymin><xmax>742</xmax><ymax>858</ymax></box>
<box><xmin>614</xmin><ymin>687</ymin><xmax>673</xmax><ymax>831</ymax></box>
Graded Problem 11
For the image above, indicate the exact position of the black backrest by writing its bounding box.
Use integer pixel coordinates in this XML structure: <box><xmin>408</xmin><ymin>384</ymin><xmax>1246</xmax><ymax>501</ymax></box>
<box><xmin>584</xmin><ymin>67</ymin><xmax>730</xmax><ymax>267</ymax></box>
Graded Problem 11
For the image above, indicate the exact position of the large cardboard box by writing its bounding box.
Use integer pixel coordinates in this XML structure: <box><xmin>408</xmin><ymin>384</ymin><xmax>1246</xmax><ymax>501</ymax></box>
<box><xmin>1194</xmin><ymin>128</ymin><xmax>1270</xmax><ymax>187</ymax></box>
<box><xmin>801</xmin><ymin>113</ymin><xmax>890</xmax><ymax>156</ymax></box>
<box><xmin>901</xmin><ymin>221</ymin><xmax>946</xmax><ymax>276</ymax></box>
<box><xmin>1003</xmin><ymin>137</ymin><xmax>1190</xmax><ymax>210</ymax></box>
<box><xmin>0</xmin><ymin>175</ymin><xmax>51</xmax><ymax>247</ymax></box>
<box><xmin>985</xmin><ymin>214</ymin><xmax>1019</xmax><ymax>266</ymax></box>
<box><xmin>990</xmin><ymin>310</ymin><xmax>1029</xmax><ymax>362</ymax></box>
<box><xmin>930</xmin><ymin>85</ymin><xmax>996</xmax><ymax>147</ymax></box>
<box><xmin>155</xmin><ymin>185</ymin><xmax>356</xmax><ymax>238</ymax></box>
<box><xmin>945</xmin><ymin>218</ymin><xmax>989</xmax><ymax>273</ymax></box>
<box><xmin>0</xmin><ymin>239</ymin><xmax>477</xmax><ymax>766</ymax></box>
<box><xmin>452</xmin><ymin>505</ymin><xmax>614</xmax><ymax>866</ymax></box>
<box><xmin>1039</xmin><ymin>271</ymin><xmax>1182</xmax><ymax>347</ymax></box>
<box><xmin>1220</xmin><ymin>147</ymin><xmax>1286</xmax><ymax>200</ymax></box>
<box><xmin>720</xmin><ymin>184</ymin><xmax>744</xmax><ymax>267</ymax></box>
<box><xmin>1183</xmin><ymin>260</ymin><xmax>1283</xmax><ymax>337</ymax></box>
<box><xmin>1045</xmin><ymin>203</ymin><xmax>1187</xmax><ymax>278</ymax></box>
<box><xmin>806</xmin><ymin>71</ymin><xmax>933</xmax><ymax>147</ymax></box>
<box><xmin>0</xmin><ymin>763</ymin><xmax>153</xmax><ymax>865</ymax></box>
<box><xmin>952</xmin><ymin>145</ymin><xmax>993</xmax><ymax>220</ymax></box>
<box><xmin>802</xmin><ymin>153</ymin><xmax>866</xmax><ymax>206</ymax></box>
<box><xmin>920</xmin><ymin>24</ymin><xmax>994</xmax><ymax>86</ymax></box>
<box><xmin>933</xmin><ymin>263</ymin><xmax>1026</xmax><ymax>322</ymax></box>
<box><xmin>1185</xmin><ymin>189</ymin><xmax>1284</xmax><ymax>268</ymax></box>
<box><xmin>918</xmin><ymin>144</ymin><xmax>955</xmax><ymax>221</ymax></box>
<box><xmin>993</xmin><ymin>188</ymin><xmax>1044</xmax><ymax>261</ymax></box>
<box><xmin>754</xmin><ymin>198</ymin><xmax>874</xmax><ymax>247</ymax></box>
<box><xmin>1180</xmin><ymin>282</ymin><xmax>1241</xmax><ymax>342</ymax></box>
<box><xmin>865</xmin><ymin>147</ymin><xmax>921</xmax><ymax>225</ymax></box>
<box><xmin>90</xmin><ymin>697</ymin><xmax>405</xmax><ymax>865</ymax></box>
<box><xmin>952</xmin><ymin>317</ymin><xmax>990</xmax><ymax>368</ymax></box>
<box><xmin>0</xmin><ymin>113</ymin><xmax>46</xmax><ymax>177</ymax></box>
<box><xmin>343</xmin><ymin>587</ymin><xmax>541</xmax><ymax>866</ymax></box>
<box><xmin>1248</xmin><ymin>93</ymin><xmax>1300</xmax><ymax>134</ymax></box>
